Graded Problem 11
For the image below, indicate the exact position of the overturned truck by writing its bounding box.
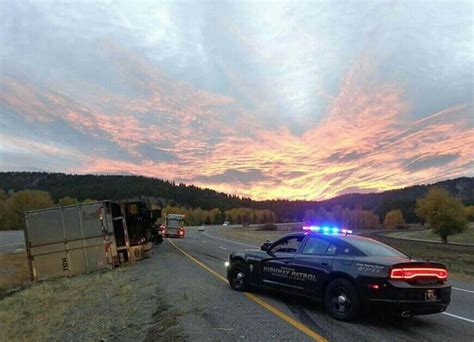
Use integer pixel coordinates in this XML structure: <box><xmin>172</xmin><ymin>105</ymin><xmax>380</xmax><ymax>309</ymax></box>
<box><xmin>24</xmin><ymin>200</ymin><xmax>155</xmax><ymax>281</ymax></box>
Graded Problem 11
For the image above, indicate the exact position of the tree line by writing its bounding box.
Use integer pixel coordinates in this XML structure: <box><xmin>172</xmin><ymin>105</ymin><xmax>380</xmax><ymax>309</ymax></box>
<box><xmin>161</xmin><ymin>206</ymin><xmax>276</xmax><ymax>226</ymax></box>
<box><xmin>1</xmin><ymin>172</ymin><xmax>472</xmax><ymax>224</ymax></box>
<box><xmin>0</xmin><ymin>189</ymin><xmax>278</xmax><ymax>230</ymax></box>
<box><xmin>303</xmin><ymin>206</ymin><xmax>380</xmax><ymax>230</ymax></box>
<box><xmin>1</xmin><ymin>173</ymin><xmax>473</xmax><ymax>238</ymax></box>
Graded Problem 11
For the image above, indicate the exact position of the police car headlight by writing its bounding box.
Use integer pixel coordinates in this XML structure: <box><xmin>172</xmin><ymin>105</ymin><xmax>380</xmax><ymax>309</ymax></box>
<box><xmin>224</xmin><ymin>261</ymin><xmax>230</xmax><ymax>267</ymax></box>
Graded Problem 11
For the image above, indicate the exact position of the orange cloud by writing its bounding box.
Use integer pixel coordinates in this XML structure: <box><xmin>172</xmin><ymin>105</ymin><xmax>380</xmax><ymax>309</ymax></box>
<box><xmin>2</xmin><ymin>55</ymin><xmax>472</xmax><ymax>200</ymax></box>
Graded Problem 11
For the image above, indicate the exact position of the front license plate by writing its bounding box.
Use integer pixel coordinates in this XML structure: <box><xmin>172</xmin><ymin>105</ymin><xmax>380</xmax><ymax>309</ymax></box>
<box><xmin>425</xmin><ymin>289</ymin><xmax>437</xmax><ymax>301</ymax></box>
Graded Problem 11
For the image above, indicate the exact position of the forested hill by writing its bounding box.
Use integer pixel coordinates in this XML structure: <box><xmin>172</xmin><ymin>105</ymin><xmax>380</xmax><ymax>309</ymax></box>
<box><xmin>0</xmin><ymin>172</ymin><xmax>473</xmax><ymax>222</ymax></box>
<box><xmin>256</xmin><ymin>177</ymin><xmax>474</xmax><ymax>222</ymax></box>
<box><xmin>0</xmin><ymin>172</ymin><xmax>253</xmax><ymax>211</ymax></box>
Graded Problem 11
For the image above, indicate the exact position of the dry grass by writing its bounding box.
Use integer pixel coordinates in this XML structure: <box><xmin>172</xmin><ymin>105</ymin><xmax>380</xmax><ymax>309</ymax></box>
<box><xmin>0</xmin><ymin>260</ymin><xmax>159</xmax><ymax>342</ymax></box>
<box><xmin>383</xmin><ymin>225</ymin><xmax>474</xmax><ymax>245</ymax></box>
<box><xmin>0</xmin><ymin>252</ymin><xmax>30</xmax><ymax>291</ymax></box>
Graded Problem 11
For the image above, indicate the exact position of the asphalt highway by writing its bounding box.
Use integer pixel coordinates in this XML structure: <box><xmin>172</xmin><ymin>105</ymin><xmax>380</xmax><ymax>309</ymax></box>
<box><xmin>164</xmin><ymin>225</ymin><xmax>474</xmax><ymax>341</ymax></box>
<box><xmin>0</xmin><ymin>230</ymin><xmax>25</xmax><ymax>252</ymax></box>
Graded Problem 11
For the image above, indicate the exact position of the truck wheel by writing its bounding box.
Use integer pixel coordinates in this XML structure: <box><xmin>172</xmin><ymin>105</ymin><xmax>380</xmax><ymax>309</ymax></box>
<box><xmin>228</xmin><ymin>261</ymin><xmax>249</xmax><ymax>291</ymax></box>
<box><xmin>324</xmin><ymin>278</ymin><xmax>361</xmax><ymax>321</ymax></box>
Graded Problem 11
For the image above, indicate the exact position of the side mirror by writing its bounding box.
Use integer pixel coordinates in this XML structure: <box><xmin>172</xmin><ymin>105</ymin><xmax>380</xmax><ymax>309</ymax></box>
<box><xmin>261</xmin><ymin>241</ymin><xmax>271</xmax><ymax>251</ymax></box>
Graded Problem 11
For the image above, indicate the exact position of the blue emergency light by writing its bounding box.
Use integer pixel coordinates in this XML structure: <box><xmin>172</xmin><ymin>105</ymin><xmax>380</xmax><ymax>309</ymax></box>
<box><xmin>302</xmin><ymin>225</ymin><xmax>352</xmax><ymax>235</ymax></box>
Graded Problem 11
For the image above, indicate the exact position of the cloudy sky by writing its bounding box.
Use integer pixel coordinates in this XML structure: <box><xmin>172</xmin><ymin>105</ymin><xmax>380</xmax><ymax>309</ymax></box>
<box><xmin>0</xmin><ymin>0</ymin><xmax>473</xmax><ymax>200</ymax></box>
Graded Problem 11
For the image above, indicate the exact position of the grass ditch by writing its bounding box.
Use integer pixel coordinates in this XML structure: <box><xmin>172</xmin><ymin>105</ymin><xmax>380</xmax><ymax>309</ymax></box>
<box><xmin>381</xmin><ymin>226</ymin><xmax>474</xmax><ymax>245</ymax></box>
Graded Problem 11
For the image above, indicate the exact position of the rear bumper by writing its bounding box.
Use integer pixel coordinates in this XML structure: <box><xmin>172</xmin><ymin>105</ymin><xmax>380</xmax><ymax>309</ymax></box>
<box><xmin>160</xmin><ymin>229</ymin><xmax>185</xmax><ymax>238</ymax></box>
<box><xmin>164</xmin><ymin>234</ymin><xmax>184</xmax><ymax>238</ymax></box>
<box><xmin>362</xmin><ymin>282</ymin><xmax>451</xmax><ymax>316</ymax></box>
<box><xmin>366</xmin><ymin>298</ymin><xmax>449</xmax><ymax>316</ymax></box>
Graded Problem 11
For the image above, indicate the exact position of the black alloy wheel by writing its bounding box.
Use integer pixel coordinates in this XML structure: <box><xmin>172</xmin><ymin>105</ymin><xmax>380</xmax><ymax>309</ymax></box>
<box><xmin>324</xmin><ymin>278</ymin><xmax>361</xmax><ymax>321</ymax></box>
<box><xmin>228</xmin><ymin>261</ymin><xmax>249</xmax><ymax>291</ymax></box>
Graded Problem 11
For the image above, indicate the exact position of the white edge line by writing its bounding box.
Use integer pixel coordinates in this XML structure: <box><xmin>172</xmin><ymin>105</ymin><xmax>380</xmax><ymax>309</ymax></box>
<box><xmin>442</xmin><ymin>312</ymin><xmax>474</xmax><ymax>323</ymax></box>
<box><xmin>203</xmin><ymin>230</ymin><xmax>258</xmax><ymax>248</ymax></box>
<box><xmin>452</xmin><ymin>287</ymin><xmax>474</xmax><ymax>294</ymax></box>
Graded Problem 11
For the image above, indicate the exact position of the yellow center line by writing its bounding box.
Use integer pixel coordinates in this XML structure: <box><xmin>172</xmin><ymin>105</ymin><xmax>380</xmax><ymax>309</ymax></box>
<box><xmin>167</xmin><ymin>238</ymin><xmax>328</xmax><ymax>342</ymax></box>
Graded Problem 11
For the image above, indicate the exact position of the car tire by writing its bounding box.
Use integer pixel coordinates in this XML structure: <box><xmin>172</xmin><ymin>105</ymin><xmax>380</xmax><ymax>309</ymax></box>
<box><xmin>227</xmin><ymin>261</ymin><xmax>249</xmax><ymax>292</ymax></box>
<box><xmin>324</xmin><ymin>278</ymin><xmax>361</xmax><ymax>321</ymax></box>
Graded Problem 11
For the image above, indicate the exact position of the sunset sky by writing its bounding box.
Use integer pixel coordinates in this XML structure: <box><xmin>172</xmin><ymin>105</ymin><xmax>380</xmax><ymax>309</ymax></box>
<box><xmin>1</xmin><ymin>1</ymin><xmax>473</xmax><ymax>200</ymax></box>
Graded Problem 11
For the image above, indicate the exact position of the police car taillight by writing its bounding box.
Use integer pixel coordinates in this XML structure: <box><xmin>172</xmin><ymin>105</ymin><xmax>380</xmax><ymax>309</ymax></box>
<box><xmin>302</xmin><ymin>226</ymin><xmax>352</xmax><ymax>235</ymax></box>
<box><xmin>389</xmin><ymin>268</ymin><xmax>448</xmax><ymax>280</ymax></box>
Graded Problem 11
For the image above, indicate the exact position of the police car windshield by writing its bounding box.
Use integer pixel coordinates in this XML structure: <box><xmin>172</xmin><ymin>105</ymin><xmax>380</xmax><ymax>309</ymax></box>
<box><xmin>342</xmin><ymin>237</ymin><xmax>407</xmax><ymax>257</ymax></box>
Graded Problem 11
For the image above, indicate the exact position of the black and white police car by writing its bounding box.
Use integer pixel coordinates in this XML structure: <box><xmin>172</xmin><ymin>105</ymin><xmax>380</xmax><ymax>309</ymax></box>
<box><xmin>226</xmin><ymin>226</ymin><xmax>451</xmax><ymax>321</ymax></box>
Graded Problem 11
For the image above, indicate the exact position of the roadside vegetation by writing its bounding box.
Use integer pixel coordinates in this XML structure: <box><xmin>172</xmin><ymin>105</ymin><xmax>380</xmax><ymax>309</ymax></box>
<box><xmin>415</xmin><ymin>188</ymin><xmax>468</xmax><ymax>243</ymax></box>
<box><xmin>383</xmin><ymin>209</ymin><xmax>406</xmax><ymax>229</ymax></box>
<box><xmin>162</xmin><ymin>205</ymin><xmax>276</xmax><ymax>226</ymax></box>
<box><xmin>382</xmin><ymin>225</ymin><xmax>474</xmax><ymax>245</ymax></box>
<box><xmin>303</xmin><ymin>205</ymin><xmax>380</xmax><ymax>230</ymax></box>
<box><xmin>0</xmin><ymin>252</ymin><xmax>29</xmax><ymax>294</ymax></box>
<box><xmin>0</xmin><ymin>256</ymin><xmax>169</xmax><ymax>342</ymax></box>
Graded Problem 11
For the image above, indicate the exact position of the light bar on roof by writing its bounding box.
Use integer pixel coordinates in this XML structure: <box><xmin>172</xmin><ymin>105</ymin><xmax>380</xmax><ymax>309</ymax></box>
<box><xmin>302</xmin><ymin>225</ymin><xmax>352</xmax><ymax>234</ymax></box>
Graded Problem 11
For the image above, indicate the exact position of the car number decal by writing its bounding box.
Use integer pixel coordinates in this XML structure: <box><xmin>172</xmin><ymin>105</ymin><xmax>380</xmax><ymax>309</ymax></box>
<box><xmin>356</xmin><ymin>263</ymin><xmax>384</xmax><ymax>273</ymax></box>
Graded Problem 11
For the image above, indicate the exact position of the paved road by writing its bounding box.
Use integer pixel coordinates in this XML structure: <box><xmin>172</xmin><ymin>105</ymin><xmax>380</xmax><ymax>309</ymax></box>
<box><xmin>0</xmin><ymin>230</ymin><xmax>25</xmax><ymax>252</ymax></box>
<box><xmin>160</xmin><ymin>225</ymin><xmax>474</xmax><ymax>341</ymax></box>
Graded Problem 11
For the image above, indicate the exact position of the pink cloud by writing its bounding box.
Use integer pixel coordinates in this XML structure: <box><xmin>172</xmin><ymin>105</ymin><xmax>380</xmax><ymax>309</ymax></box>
<box><xmin>2</xmin><ymin>52</ymin><xmax>472</xmax><ymax>200</ymax></box>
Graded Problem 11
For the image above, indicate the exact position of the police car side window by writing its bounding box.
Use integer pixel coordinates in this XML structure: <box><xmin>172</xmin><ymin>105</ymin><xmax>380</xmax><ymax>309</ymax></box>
<box><xmin>302</xmin><ymin>237</ymin><xmax>336</xmax><ymax>255</ymax></box>
<box><xmin>271</xmin><ymin>236</ymin><xmax>304</xmax><ymax>254</ymax></box>
<box><xmin>339</xmin><ymin>243</ymin><xmax>363</xmax><ymax>256</ymax></box>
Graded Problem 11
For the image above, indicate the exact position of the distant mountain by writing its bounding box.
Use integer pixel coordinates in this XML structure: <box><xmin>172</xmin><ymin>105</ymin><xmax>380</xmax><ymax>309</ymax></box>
<box><xmin>0</xmin><ymin>172</ymin><xmax>472</xmax><ymax>223</ymax></box>
<box><xmin>255</xmin><ymin>177</ymin><xmax>474</xmax><ymax>223</ymax></box>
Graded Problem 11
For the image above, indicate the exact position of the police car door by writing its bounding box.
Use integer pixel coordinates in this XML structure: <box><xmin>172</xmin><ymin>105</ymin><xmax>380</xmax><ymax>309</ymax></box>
<box><xmin>292</xmin><ymin>236</ymin><xmax>337</xmax><ymax>296</ymax></box>
<box><xmin>260</xmin><ymin>235</ymin><xmax>305</xmax><ymax>291</ymax></box>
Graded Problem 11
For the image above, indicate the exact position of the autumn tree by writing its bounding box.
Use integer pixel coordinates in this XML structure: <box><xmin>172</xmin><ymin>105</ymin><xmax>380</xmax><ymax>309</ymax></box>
<box><xmin>8</xmin><ymin>190</ymin><xmax>54</xmax><ymax>229</ymax></box>
<box><xmin>383</xmin><ymin>210</ymin><xmax>405</xmax><ymax>229</ymax></box>
<box><xmin>416</xmin><ymin>187</ymin><xmax>467</xmax><ymax>243</ymax></box>
<box><xmin>465</xmin><ymin>206</ymin><xmax>474</xmax><ymax>222</ymax></box>
<box><xmin>57</xmin><ymin>196</ymin><xmax>80</xmax><ymax>206</ymax></box>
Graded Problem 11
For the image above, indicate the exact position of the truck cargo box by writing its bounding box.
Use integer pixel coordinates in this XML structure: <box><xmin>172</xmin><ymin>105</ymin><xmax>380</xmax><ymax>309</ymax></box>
<box><xmin>24</xmin><ymin>201</ymin><xmax>130</xmax><ymax>281</ymax></box>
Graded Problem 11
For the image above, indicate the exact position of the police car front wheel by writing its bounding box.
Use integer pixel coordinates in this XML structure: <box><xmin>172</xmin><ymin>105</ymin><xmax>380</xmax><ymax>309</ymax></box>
<box><xmin>228</xmin><ymin>261</ymin><xmax>249</xmax><ymax>291</ymax></box>
<box><xmin>324</xmin><ymin>278</ymin><xmax>361</xmax><ymax>321</ymax></box>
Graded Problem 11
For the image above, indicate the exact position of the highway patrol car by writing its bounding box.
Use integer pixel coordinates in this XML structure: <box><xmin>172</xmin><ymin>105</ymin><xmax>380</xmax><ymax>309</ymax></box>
<box><xmin>226</xmin><ymin>226</ymin><xmax>451</xmax><ymax>321</ymax></box>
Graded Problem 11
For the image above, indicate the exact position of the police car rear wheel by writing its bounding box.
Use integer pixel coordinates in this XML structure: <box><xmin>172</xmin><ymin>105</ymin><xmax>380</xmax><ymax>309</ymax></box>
<box><xmin>228</xmin><ymin>261</ymin><xmax>249</xmax><ymax>291</ymax></box>
<box><xmin>324</xmin><ymin>278</ymin><xmax>360</xmax><ymax>321</ymax></box>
